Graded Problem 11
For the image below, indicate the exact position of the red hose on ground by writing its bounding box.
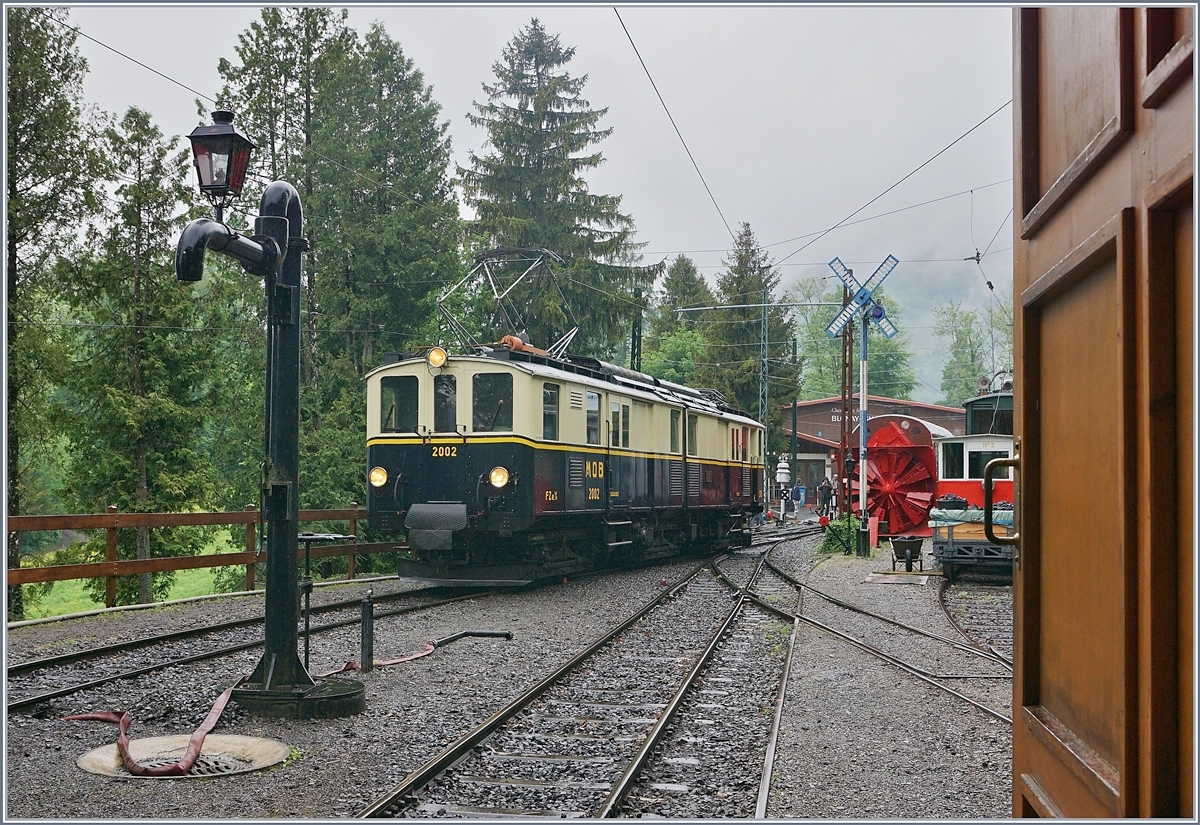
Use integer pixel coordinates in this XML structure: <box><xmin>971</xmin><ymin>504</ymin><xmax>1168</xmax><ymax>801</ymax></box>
<box><xmin>65</xmin><ymin>676</ymin><xmax>246</xmax><ymax>777</ymax></box>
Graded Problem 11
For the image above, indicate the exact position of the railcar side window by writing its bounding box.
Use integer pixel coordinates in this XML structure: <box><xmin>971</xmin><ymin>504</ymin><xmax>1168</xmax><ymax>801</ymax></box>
<box><xmin>543</xmin><ymin>384</ymin><xmax>559</xmax><ymax>441</ymax></box>
<box><xmin>942</xmin><ymin>442</ymin><xmax>964</xmax><ymax>479</ymax></box>
<box><xmin>473</xmin><ymin>373</ymin><xmax>513</xmax><ymax>432</ymax></box>
<box><xmin>380</xmin><ymin>375</ymin><xmax>418</xmax><ymax>433</ymax></box>
<box><xmin>621</xmin><ymin>405</ymin><xmax>630</xmax><ymax>448</ymax></box>
<box><xmin>586</xmin><ymin>392</ymin><xmax>600</xmax><ymax>445</ymax></box>
<box><xmin>611</xmin><ymin>401</ymin><xmax>620</xmax><ymax>447</ymax></box>
<box><xmin>968</xmin><ymin>450</ymin><xmax>1009</xmax><ymax>479</ymax></box>
<box><xmin>670</xmin><ymin>410</ymin><xmax>680</xmax><ymax>453</ymax></box>
<box><xmin>434</xmin><ymin>375</ymin><xmax>456</xmax><ymax>432</ymax></box>
<box><xmin>687</xmin><ymin>414</ymin><xmax>698</xmax><ymax>457</ymax></box>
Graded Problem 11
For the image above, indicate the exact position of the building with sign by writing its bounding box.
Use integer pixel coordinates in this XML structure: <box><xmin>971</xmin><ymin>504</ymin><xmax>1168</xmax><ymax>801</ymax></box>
<box><xmin>780</xmin><ymin>394</ymin><xmax>966</xmax><ymax>496</ymax></box>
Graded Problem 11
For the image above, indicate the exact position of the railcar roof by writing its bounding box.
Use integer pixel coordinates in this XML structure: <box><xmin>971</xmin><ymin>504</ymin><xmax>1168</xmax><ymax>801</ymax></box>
<box><xmin>366</xmin><ymin>351</ymin><xmax>762</xmax><ymax>428</ymax></box>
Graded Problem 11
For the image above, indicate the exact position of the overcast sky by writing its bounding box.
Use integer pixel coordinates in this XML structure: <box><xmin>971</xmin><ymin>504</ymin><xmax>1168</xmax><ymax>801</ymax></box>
<box><xmin>64</xmin><ymin>4</ymin><xmax>1014</xmax><ymax>405</ymax></box>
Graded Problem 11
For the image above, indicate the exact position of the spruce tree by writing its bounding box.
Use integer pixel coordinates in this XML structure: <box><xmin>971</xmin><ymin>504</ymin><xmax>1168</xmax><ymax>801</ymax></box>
<box><xmin>692</xmin><ymin>224</ymin><xmax>797</xmax><ymax>452</ymax></box>
<box><xmin>647</xmin><ymin>254</ymin><xmax>714</xmax><ymax>341</ymax></box>
<box><xmin>460</xmin><ymin>18</ymin><xmax>653</xmax><ymax>356</ymax></box>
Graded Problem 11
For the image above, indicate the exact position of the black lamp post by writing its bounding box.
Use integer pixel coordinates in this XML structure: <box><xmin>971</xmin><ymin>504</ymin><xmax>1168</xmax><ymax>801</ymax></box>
<box><xmin>187</xmin><ymin>108</ymin><xmax>254</xmax><ymax>224</ymax></box>
<box><xmin>176</xmin><ymin>108</ymin><xmax>364</xmax><ymax>720</ymax></box>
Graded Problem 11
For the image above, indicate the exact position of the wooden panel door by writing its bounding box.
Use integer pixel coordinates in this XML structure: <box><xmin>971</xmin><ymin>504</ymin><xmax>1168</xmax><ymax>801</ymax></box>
<box><xmin>1012</xmin><ymin>7</ymin><xmax>1193</xmax><ymax>818</ymax></box>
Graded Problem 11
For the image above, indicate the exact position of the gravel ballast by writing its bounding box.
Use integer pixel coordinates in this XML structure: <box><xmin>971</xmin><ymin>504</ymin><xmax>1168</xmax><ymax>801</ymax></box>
<box><xmin>5</xmin><ymin>535</ymin><xmax>1014</xmax><ymax>819</ymax></box>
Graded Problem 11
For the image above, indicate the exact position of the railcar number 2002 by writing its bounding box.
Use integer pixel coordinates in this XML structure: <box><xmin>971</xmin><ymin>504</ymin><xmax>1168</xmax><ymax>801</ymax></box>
<box><xmin>431</xmin><ymin>445</ymin><xmax>458</xmax><ymax>457</ymax></box>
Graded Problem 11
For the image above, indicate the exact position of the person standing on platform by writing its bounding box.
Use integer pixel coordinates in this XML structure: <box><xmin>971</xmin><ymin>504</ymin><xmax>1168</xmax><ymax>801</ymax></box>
<box><xmin>817</xmin><ymin>477</ymin><xmax>833</xmax><ymax>517</ymax></box>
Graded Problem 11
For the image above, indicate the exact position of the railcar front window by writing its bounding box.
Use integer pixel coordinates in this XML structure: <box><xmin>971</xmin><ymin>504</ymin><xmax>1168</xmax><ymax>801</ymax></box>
<box><xmin>543</xmin><ymin>384</ymin><xmax>559</xmax><ymax>440</ymax></box>
<box><xmin>380</xmin><ymin>375</ymin><xmax>418</xmax><ymax>433</ymax></box>
<box><xmin>586</xmin><ymin>392</ymin><xmax>600</xmax><ymax>445</ymax></box>
<box><xmin>968</xmin><ymin>450</ymin><xmax>1009</xmax><ymax>479</ymax></box>
<box><xmin>473</xmin><ymin>373</ymin><xmax>513</xmax><ymax>432</ymax></box>
<box><xmin>610</xmin><ymin>402</ymin><xmax>620</xmax><ymax>447</ymax></box>
<box><xmin>942</xmin><ymin>442</ymin><xmax>964</xmax><ymax>479</ymax></box>
<box><xmin>670</xmin><ymin>410</ymin><xmax>680</xmax><ymax>453</ymax></box>
<box><xmin>434</xmin><ymin>374</ymin><xmax>456</xmax><ymax>432</ymax></box>
<box><xmin>687</xmin><ymin>414</ymin><xmax>698</xmax><ymax>457</ymax></box>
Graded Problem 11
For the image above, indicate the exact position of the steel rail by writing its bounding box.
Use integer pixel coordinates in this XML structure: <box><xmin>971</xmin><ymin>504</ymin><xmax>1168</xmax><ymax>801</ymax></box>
<box><xmin>765</xmin><ymin>559</ymin><xmax>1012</xmax><ymax>669</ymax></box>
<box><xmin>6</xmin><ymin>585</ymin><xmax>469</xmax><ymax>678</ymax></box>
<box><xmin>357</xmin><ymin>556</ymin><xmax>722</xmax><ymax>818</ymax></box>
<box><xmin>6</xmin><ymin>592</ymin><xmax>488</xmax><ymax>713</ymax></box>
<box><xmin>937</xmin><ymin>578</ymin><xmax>1014</xmax><ymax>666</ymax></box>
<box><xmin>596</xmin><ymin>546</ymin><xmax>783</xmax><ymax>817</ymax></box>
<box><xmin>756</xmin><ymin>614</ymin><xmax>799</xmax><ymax>818</ymax></box>
<box><xmin>743</xmin><ymin>591</ymin><xmax>1012</xmax><ymax>725</ymax></box>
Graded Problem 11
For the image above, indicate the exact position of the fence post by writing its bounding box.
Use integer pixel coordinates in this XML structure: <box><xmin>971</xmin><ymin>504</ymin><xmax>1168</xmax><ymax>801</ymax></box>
<box><xmin>346</xmin><ymin>501</ymin><xmax>358</xmax><ymax>580</ymax></box>
<box><xmin>105</xmin><ymin>505</ymin><xmax>118</xmax><ymax>608</ymax></box>
<box><xmin>244</xmin><ymin>504</ymin><xmax>257</xmax><ymax>591</ymax></box>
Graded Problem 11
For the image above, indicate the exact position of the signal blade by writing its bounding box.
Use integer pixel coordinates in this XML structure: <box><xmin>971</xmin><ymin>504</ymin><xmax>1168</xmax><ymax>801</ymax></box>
<box><xmin>861</xmin><ymin>254</ymin><xmax>899</xmax><ymax>295</ymax></box>
<box><xmin>873</xmin><ymin>314</ymin><xmax>899</xmax><ymax>339</ymax></box>
<box><xmin>825</xmin><ymin>301</ymin><xmax>857</xmax><ymax>338</ymax></box>
<box><xmin>827</xmin><ymin>257</ymin><xmax>862</xmax><ymax>292</ymax></box>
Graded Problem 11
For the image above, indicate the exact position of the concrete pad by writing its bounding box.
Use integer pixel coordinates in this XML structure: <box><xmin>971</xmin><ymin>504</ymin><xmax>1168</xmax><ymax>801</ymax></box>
<box><xmin>865</xmin><ymin>572</ymin><xmax>930</xmax><ymax>585</ymax></box>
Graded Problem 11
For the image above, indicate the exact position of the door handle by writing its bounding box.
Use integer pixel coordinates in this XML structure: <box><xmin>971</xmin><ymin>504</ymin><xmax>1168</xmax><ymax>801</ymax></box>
<box><xmin>983</xmin><ymin>450</ymin><xmax>1020</xmax><ymax>547</ymax></box>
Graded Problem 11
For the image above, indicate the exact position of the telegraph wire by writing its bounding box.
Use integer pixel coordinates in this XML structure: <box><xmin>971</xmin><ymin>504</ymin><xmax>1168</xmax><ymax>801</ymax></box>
<box><xmin>775</xmin><ymin>99</ymin><xmax>1013</xmax><ymax>267</ymax></box>
<box><xmin>37</xmin><ymin>8</ymin><xmax>463</xmax><ymax>230</ymax></box>
<box><xmin>614</xmin><ymin>7</ymin><xmax>735</xmax><ymax>241</ymax></box>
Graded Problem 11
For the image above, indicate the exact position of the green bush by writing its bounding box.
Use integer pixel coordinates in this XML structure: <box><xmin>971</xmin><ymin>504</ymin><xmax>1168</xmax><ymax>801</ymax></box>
<box><xmin>819</xmin><ymin>514</ymin><xmax>858</xmax><ymax>554</ymax></box>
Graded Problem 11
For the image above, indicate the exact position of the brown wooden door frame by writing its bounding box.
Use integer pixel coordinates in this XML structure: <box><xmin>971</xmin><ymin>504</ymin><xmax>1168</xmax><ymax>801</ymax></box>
<box><xmin>1012</xmin><ymin>6</ymin><xmax>1193</xmax><ymax>817</ymax></box>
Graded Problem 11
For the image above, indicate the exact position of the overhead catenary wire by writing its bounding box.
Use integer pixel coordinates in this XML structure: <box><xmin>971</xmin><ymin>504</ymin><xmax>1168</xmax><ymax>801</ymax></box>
<box><xmin>613</xmin><ymin>7</ymin><xmax>735</xmax><ymax>242</ymax></box>
<box><xmin>775</xmin><ymin>99</ymin><xmax>1013</xmax><ymax>268</ymax></box>
<box><xmin>37</xmin><ymin>9</ymin><xmax>463</xmax><ymax>231</ymax></box>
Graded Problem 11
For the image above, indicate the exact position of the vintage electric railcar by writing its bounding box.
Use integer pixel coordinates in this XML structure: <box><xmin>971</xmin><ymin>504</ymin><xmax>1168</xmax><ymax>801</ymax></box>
<box><xmin>365</xmin><ymin>339</ymin><xmax>766</xmax><ymax>585</ymax></box>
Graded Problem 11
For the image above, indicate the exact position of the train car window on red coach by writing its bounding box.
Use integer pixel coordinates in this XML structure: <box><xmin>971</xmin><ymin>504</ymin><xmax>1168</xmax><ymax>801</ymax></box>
<box><xmin>381</xmin><ymin>375</ymin><xmax>418</xmax><ymax>433</ymax></box>
<box><xmin>687</xmin><ymin>414</ymin><xmax>698</xmax><ymax>457</ymax></box>
<box><xmin>942</xmin><ymin>442</ymin><xmax>964</xmax><ymax>479</ymax></box>
<box><xmin>968</xmin><ymin>450</ymin><xmax>1009</xmax><ymax>479</ymax></box>
<box><xmin>670</xmin><ymin>409</ymin><xmax>681</xmax><ymax>453</ymax></box>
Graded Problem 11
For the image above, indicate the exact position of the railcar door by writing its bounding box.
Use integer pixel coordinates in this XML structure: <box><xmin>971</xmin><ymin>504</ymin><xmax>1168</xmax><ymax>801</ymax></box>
<box><xmin>1012</xmin><ymin>7</ymin><xmax>1192</xmax><ymax>817</ymax></box>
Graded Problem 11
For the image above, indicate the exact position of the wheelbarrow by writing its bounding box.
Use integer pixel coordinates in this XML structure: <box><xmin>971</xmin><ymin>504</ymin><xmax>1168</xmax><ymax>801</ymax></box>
<box><xmin>890</xmin><ymin>536</ymin><xmax>925</xmax><ymax>572</ymax></box>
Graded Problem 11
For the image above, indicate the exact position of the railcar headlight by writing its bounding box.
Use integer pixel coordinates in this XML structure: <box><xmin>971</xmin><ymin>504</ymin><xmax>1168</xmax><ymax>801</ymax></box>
<box><xmin>369</xmin><ymin>466</ymin><xmax>389</xmax><ymax>488</ymax></box>
<box><xmin>489</xmin><ymin>466</ymin><xmax>510</xmax><ymax>489</ymax></box>
<box><xmin>426</xmin><ymin>346</ymin><xmax>447</xmax><ymax>368</ymax></box>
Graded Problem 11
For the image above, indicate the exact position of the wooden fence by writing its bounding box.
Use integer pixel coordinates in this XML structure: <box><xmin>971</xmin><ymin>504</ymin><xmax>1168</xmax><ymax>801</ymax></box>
<box><xmin>7</xmin><ymin>504</ymin><xmax>403</xmax><ymax>608</ymax></box>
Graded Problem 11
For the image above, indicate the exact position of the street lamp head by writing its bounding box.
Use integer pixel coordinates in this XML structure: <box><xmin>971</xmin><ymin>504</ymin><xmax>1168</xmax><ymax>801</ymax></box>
<box><xmin>188</xmin><ymin>107</ymin><xmax>255</xmax><ymax>213</ymax></box>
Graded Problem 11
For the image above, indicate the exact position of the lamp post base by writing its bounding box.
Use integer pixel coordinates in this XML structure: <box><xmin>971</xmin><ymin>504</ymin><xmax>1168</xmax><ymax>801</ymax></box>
<box><xmin>856</xmin><ymin>525</ymin><xmax>871</xmax><ymax>557</ymax></box>
<box><xmin>231</xmin><ymin>676</ymin><xmax>365</xmax><ymax>719</ymax></box>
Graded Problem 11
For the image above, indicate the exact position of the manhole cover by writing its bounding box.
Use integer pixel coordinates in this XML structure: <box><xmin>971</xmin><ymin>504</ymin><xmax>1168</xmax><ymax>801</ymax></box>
<box><xmin>77</xmin><ymin>734</ymin><xmax>290</xmax><ymax>779</ymax></box>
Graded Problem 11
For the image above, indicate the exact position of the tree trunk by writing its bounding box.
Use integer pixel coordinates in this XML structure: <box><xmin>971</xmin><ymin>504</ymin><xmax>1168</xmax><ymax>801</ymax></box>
<box><xmin>7</xmin><ymin>177</ymin><xmax>25</xmax><ymax>621</ymax></box>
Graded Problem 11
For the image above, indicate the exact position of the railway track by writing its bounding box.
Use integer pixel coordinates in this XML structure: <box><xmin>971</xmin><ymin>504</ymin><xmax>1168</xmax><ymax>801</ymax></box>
<box><xmin>358</xmin><ymin>534</ymin><xmax>812</xmax><ymax>819</ymax></box>
<box><xmin>746</xmin><ymin>548</ymin><xmax>1013</xmax><ymax>725</ymax></box>
<box><xmin>7</xmin><ymin>532</ymin><xmax>805</xmax><ymax>715</ymax></box>
<box><xmin>5</xmin><ymin>587</ymin><xmax>490</xmax><ymax>712</ymax></box>
<box><xmin>938</xmin><ymin>578</ymin><xmax>1014</xmax><ymax>664</ymax></box>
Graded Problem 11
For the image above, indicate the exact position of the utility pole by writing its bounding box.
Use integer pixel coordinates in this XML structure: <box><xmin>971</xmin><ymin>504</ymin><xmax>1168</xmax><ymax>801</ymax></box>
<box><xmin>630</xmin><ymin>287</ymin><xmax>643</xmax><ymax>372</ymax></box>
